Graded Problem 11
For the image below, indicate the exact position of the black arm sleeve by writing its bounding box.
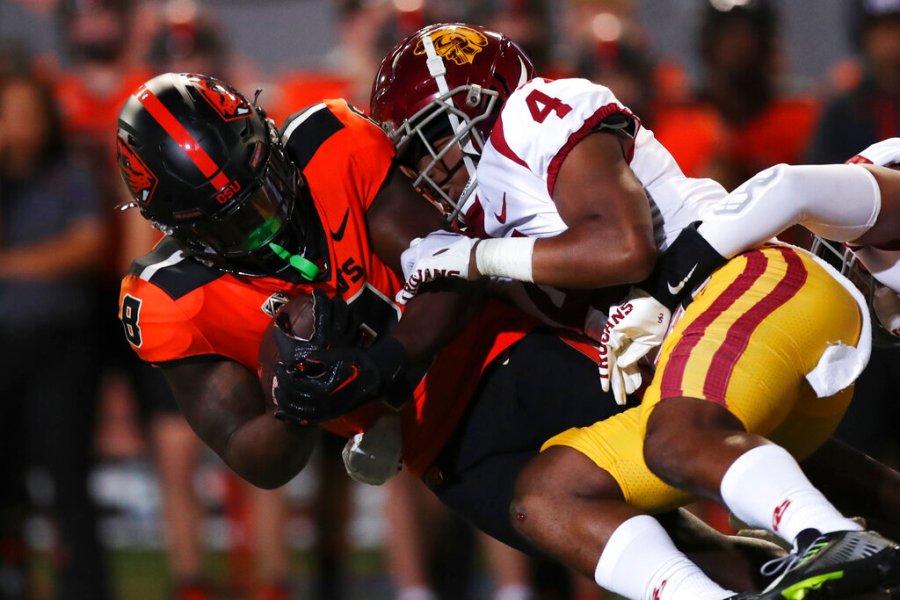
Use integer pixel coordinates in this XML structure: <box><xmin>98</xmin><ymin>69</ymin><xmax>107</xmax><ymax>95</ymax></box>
<box><xmin>638</xmin><ymin>222</ymin><xmax>726</xmax><ymax>311</ymax></box>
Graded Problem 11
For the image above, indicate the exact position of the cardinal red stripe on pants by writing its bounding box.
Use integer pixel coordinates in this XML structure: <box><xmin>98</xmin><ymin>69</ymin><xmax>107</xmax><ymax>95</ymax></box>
<box><xmin>660</xmin><ymin>250</ymin><xmax>768</xmax><ymax>400</ymax></box>
<box><xmin>135</xmin><ymin>85</ymin><xmax>231</xmax><ymax>191</ymax></box>
<box><xmin>703</xmin><ymin>247</ymin><xmax>808</xmax><ymax>403</ymax></box>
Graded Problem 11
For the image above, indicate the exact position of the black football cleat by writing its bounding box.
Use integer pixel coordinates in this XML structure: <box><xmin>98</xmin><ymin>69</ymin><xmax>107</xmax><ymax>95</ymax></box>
<box><xmin>753</xmin><ymin>529</ymin><xmax>900</xmax><ymax>599</ymax></box>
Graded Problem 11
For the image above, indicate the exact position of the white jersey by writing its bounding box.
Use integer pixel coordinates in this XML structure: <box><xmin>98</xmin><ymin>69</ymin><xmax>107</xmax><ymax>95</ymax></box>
<box><xmin>473</xmin><ymin>77</ymin><xmax>727</xmax><ymax>249</ymax></box>
<box><xmin>467</xmin><ymin>78</ymin><xmax>871</xmax><ymax>390</ymax></box>
<box><xmin>468</xmin><ymin>78</ymin><xmax>726</xmax><ymax>335</ymax></box>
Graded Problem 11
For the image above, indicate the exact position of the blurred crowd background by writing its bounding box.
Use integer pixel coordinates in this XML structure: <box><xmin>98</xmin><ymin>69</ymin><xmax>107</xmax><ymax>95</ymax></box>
<box><xmin>1</xmin><ymin>0</ymin><xmax>899</xmax><ymax>599</ymax></box>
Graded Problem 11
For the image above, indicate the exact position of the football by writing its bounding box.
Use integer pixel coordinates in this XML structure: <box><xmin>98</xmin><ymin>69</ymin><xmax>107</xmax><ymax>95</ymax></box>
<box><xmin>257</xmin><ymin>291</ymin><xmax>317</xmax><ymax>407</ymax></box>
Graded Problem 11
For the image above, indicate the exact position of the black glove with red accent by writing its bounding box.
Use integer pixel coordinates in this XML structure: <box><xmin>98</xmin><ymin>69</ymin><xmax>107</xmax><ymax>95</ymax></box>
<box><xmin>272</xmin><ymin>289</ymin><xmax>362</xmax><ymax>424</ymax></box>
<box><xmin>274</xmin><ymin>335</ymin><xmax>412</xmax><ymax>425</ymax></box>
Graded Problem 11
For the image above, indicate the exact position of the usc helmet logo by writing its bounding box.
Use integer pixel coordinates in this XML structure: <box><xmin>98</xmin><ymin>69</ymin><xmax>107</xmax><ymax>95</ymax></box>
<box><xmin>414</xmin><ymin>26</ymin><xmax>488</xmax><ymax>66</ymax></box>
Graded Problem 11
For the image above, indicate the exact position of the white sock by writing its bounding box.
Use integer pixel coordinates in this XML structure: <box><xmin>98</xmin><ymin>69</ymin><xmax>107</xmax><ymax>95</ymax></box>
<box><xmin>594</xmin><ymin>515</ymin><xmax>735</xmax><ymax>600</ymax></box>
<box><xmin>720</xmin><ymin>445</ymin><xmax>863</xmax><ymax>544</ymax></box>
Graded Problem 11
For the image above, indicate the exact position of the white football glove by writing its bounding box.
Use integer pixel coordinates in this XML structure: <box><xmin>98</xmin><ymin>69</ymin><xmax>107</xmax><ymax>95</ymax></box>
<box><xmin>873</xmin><ymin>286</ymin><xmax>900</xmax><ymax>336</ymax></box>
<box><xmin>599</xmin><ymin>289</ymin><xmax>672</xmax><ymax>406</ymax></box>
<box><xmin>598</xmin><ymin>344</ymin><xmax>643</xmax><ymax>407</ymax></box>
<box><xmin>852</xmin><ymin>137</ymin><xmax>900</xmax><ymax>167</ymax></box>
<box><xmin>396</xmin><ymin>230</ymin><xmax>478</xmax><ymax>305</ymax></box>
<box><xmin>341</xmin><ymin>413</ymin><xmax>403</xmax><ymax>486</ymax></box>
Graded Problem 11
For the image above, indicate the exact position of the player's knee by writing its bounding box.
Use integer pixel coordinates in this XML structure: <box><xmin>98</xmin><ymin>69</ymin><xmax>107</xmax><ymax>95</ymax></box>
<box><xmin>510</xmin><ymin>453</ymin><xmax>555</xmax><ymax>538</ymax></box>
<box><xmin>511</xmin><ymin>447</ymin><xmax>588</xmax><ymax>538</ymax></box>
<box><xmin>511</xmin><ymin>446</ymin><xmax>622</xmax><ymax>539</ymax></box>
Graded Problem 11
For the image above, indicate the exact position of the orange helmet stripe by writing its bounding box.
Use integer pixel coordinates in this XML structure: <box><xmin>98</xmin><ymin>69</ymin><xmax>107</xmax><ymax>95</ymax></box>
<box><xmin>135</xmin><ymin>84</ymin><xmax>231</xmax><ymax>191</ymax></box>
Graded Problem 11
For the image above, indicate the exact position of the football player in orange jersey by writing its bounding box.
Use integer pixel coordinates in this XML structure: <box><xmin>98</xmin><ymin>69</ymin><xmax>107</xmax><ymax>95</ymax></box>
<box><xmin>116</xmin><ymin>71</ymin><xmax>485</xmax><ymax>488</ymax></box>
<box><xmin>115</xmin><ymin>72</ymin><xmax>800</xmax><ymax>595</ymax></box>
<box><xmin>114</xmin><ymin>71</ymin><xmax>628</xmax><ymax>558</ymax></box>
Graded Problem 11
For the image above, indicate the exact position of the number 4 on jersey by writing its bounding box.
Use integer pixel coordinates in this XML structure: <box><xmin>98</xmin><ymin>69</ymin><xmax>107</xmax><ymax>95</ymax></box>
<box><xmin>526</xmin><ymin>89</ymin><xmax>573</xmax><ymax>123</ymax></box>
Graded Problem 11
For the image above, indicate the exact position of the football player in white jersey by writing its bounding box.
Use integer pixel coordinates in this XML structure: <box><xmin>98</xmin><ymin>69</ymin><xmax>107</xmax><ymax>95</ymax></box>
<box><xmin>370</xmin><ymin>22</ymin><xmax>900</xmax><ymax>600</ymax></box>
<box><xmin>599</xmin><ymin>137</ymin><xmax>900</xmax><ymax>385</ymax></box>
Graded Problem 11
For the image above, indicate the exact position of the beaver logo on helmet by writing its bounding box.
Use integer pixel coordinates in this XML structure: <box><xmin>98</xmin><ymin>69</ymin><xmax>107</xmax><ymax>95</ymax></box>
<box><xmin>414</xmin><ymin>25</ymin><xmax>488</xmax><ymax>66</ymax></box>
<box><xmin>117</xmin><ymin>134</ymin><xmax>158</xmax><ymax>205</ymax></box>
<box><xmin>190</xmin><ymin>74</ymin><xmax>251</xmax><ymax>121</ymax></box>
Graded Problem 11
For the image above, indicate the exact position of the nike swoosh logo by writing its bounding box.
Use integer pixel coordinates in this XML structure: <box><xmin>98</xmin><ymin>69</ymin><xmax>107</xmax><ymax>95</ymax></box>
<box><xmin>331</xmin><ymin>209</ymin><xmax>350</xmax><ymax>241</ymax></box>
<box><xmin>330</xmin><ymin>365</ymin><xmax>359</xmax><ymax>396</ymax></box>
<box><xmin>772</xmin><ymin>499</ymin><xmax>791</xmax><ymax>532</ymax></box>
<box><xmin>667</xmin><ymin>263</ymin><xmax>698</xmax><ymax>296</ymax></box>
<box><xmin>494</xmin><ymin>192</ymin><xmax>507</xmax><ymax>224</ymax></box>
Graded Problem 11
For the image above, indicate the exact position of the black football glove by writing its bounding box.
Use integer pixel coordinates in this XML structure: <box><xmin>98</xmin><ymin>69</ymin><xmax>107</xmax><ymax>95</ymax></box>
<box><xmin>272</xmin><ymin>289</ymin><xmax>361</xmax><ymax>423</ymax></box>
<box><xmin>273</xmin><ymin>335</ymin><xmax>412</xmax><ymax>426</ymax></box>
<box><xmin>271</xmin><ymin>289</ymin><xmax>360</xmax><ymax>366</ymax></box>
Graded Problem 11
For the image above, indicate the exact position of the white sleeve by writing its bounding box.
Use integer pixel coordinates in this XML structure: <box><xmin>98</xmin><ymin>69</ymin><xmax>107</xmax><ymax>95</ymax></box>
<box><xmin>698</xmin><ymin>163</ymin><xmax>881</xmax><ymax>258</ymax></box>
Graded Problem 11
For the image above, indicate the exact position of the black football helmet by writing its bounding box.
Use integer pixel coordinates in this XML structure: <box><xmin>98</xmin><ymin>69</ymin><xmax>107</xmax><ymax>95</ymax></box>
<box><xmin>370</xmin><ymin>23</ymin><xmax>535</xmax><ymax>224</ymax></box>
<box><xmin>116</xmin><ymin>72</ymin><xmax>323</xmax><ymax>280</ymax></box>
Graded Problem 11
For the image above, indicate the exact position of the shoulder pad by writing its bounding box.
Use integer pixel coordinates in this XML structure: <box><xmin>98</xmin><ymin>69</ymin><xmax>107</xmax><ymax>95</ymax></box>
<box><xmin>280</xmin><ymin>103</ymin><xmax>346</xmax><ymax>170</ymax></box>
<box><xmin>128</xmin><ymin>237</ymin><xmax>223</xmax><ymax>300</ymax></box>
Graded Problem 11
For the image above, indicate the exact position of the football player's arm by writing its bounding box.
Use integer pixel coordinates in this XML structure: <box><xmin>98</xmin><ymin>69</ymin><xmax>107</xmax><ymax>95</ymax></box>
<box><xmin>535</xmin><ymin>130</ymin><xmax>656</xmax><ymax>287</ymax></box>
<box><xmin>368</xmin><ymin>169</ymin><xmax>483</xmax><ymax>360</ymax></box>
<box><xmin>161</xmin><ymin>359</ymin><xmax>319</xmax><ymax>489</ymax></box>
<box><xmin>632</xmin><ymin>159</ymin><xmax>900</xmax><ymax>316</ymax></box>
<box><xmin>283</xmin><ymin>170</ymin><xmax>483</xmax><ymax>418</ymax></box>
<box><xmin>690</xmin><ymin>139</ymin><xmax>900</xmax><ymax>283</ymax></box>
<box><xmin>854</xmin><ymin>163</ymin><xmax>900</xmax><ymax>249</ymax></box>
<box><xmin>473</xmin><ymin>131</ymin><xmax>656</xmax><ymax>289</ymax></box>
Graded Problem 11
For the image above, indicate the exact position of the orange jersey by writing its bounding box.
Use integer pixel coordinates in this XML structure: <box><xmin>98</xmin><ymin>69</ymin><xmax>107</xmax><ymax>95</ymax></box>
<box><xmin>118</xmin><ymin>99</ymin><xmax>537</xmax><ymax>473</ymax></box>
<box><xmin>119</xmin><ymin>99</ymin><xmax>400</xmax><ymax>368</ymax></box>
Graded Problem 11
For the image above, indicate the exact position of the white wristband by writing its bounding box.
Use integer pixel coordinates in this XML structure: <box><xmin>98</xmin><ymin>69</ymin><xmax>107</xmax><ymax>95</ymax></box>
<box><xmin>475</xmin><ymin>237</ymin><xmax>535</xmax><ymax>283</ymax></box>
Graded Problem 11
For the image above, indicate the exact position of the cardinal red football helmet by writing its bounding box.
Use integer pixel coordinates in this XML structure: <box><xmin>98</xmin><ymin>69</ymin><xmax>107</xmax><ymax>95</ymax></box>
<box><xmin>370</xmin><ymin>23</ymin><xmax>534</xmax><ymax>223</ymax></box>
